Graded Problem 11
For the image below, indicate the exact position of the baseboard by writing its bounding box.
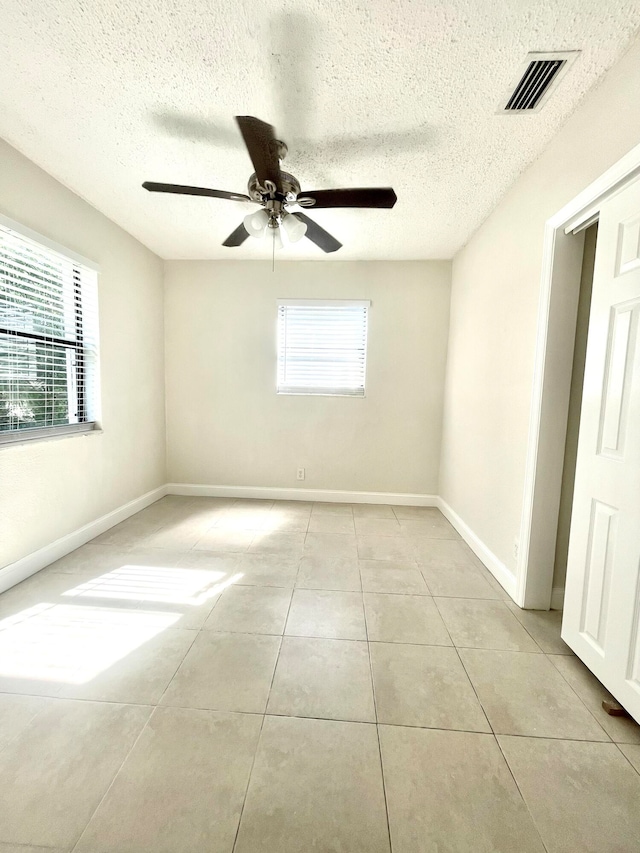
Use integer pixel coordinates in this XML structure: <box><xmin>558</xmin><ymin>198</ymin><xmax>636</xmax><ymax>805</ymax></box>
<box><xmin>167</xmin><ymin>483</ymin><xmax>439</xmax><ymax>506</ymax></box>
<box><xmin>0</xmin><ymin>485</ymin><xmax>167</xmax><ymax>595</ymax></box>
<box><xmin>437</xmin><ymin>498</ymin><xmax>517</xmax><ymax>601</ymax></box>
<box><xmin>551</xmin><ymin>586</ymin><xmax>565</xmax><ymax>610</ymax></box>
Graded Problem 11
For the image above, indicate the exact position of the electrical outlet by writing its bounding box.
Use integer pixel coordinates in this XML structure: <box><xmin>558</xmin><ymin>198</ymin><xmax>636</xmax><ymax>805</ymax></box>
<box><xmin>296</xmin><ymin>467</ymin><xmax>305</xmax><ymax>481</ymax></box>
<box><xmin>513</xmin><ymin>539</ymin><xmax>519</xmax><ymax>560</ymax></box>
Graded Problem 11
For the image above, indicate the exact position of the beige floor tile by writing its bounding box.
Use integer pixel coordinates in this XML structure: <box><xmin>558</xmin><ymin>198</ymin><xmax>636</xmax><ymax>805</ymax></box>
<box><xmin>92</xmin><ymin>517</ymin><xmax>162</xmax><ymax>546</ymax></box>
<box><xmin>135</xmin><ymin>496</ymin><xmax>200</xmax><ymax>524</ymax></box>
<box><xmin>204</xmin><ymin>585</ymin><xmax>292</xmax><ymax>634</ymax></box>
<box><xmin>357</xmin><ymin>535</ymin><xmax>417</xmax><ymax>562</ymax></box>
<box><xmin>0</xmin><ymin>570</ymin><xmax>100</xmax><ymax>621</ymax></box>
<box><xmin>212</xmin><ymin>506</ymin><xmax>275</xmax><ymax>532</ymax></box>
<box><xmin>0</xmin><ymin>844</ymin><xmax>68</xmax><ymax>852</ymax></box>
<box><xmin>0</xmin><ymin>694</ymin><xmax>52</xmax><ymax>750</ymax></box>
<box><xmin>160</xmin><ymin>631</ymin><xmax>280</xmax><ymax>713</ymax></box>
<box><xmin>354</xmin><ymin>517</ymin><xmax>402</xmax><ymax>536</ymax></box>
<box><xmin>549</xmin><ymin>654</ymin><xmax>640</xmax><ymax>744</ymax></box>
<box><xmin>285</xmin><ymin>590</ymin><xmax>367</xmax><ymax>640</ymax></box>
<box><xmin>296</xmin><ymin>555</ymin><xmax>362</xmax><ymax>591</ymax></box>
<box><xmin>308</xmin><ymin>514</ymin><xmax>355</xmax><ymax>534</ymax></box>
<box><xmin>352</xmin><ymin>503</ymin><xmax>396</xmax><ymax>518</ymax></box>
<box><xmin>0</xmin><ymin>699</ymin><xmax>150</xmax><ymax>849</ymax></box>
<box><xmin>267</xmin><ymin>637</ymin><xmax>375</xmax><ymax>722</ymax></box>
<box><xmin>192</xmin><ymin>528</ymin><xmax>255</xmax><ymax>552</ymax></box>
<box><xmin>174</xmin><ymin>549</ymin><xmax>241</xmax><ymax>573</ymax></box>
<box><xmin>43</xmin><ymin>544</ymin><xmax>133</xmax><ymax>575</ymax></box>
<box><xmin>75</xmin><ymin>707</ymin><xmax>262</xmax><ymax>853</ymax></box>
<box><xmin>618</xmin><ymin>742</ymin><xmax>640</xmax><ymax>774</ymax></box>
<box><xmin>390</xmin><ymin>505</ymin><xmax>441</xmax><ymax>520</ymax></box>
<box><xmin>140</xmin><ymin>519</ymin><xmax>213</xmax><ymax>549</ymax></box>
<box><xmin>234</xmin><ymin>716</ymin><xmax>390</xmax><ymax>853</ymax></box>
<box><xmin>460</xmin><ymin>648</ymin><xmax>608</xmax><ymax>740</ymax></box>
<box><xmin>267</xmin><ymin>506</ymin><xmax>311</xmax><ymax>533</ymax></box>
<box><xmin>498</xmin><ymin>735</ymin><xmax>640</xmax><ymax>853</ymax></box>
<box><xmin>121</xmin><ymin>546</ymin><xmax>185</xmax><ymax>568</ymax></box>
<box><xmin>412</xmin><ymin>537</ymin><xmax>477</xmax><ymax>569</ymax></box>
<box><xmin>311</xmin><ymin>502</ymin><xmax>354</xmax><ymax>516</ymax></box>
<box><xmin>270</xmin><ymin>500</ymin><xmax>313</xmax><ymax>512</ymax></box>
<box><xmin>364</xmin><ymin>593</ymin><xmax>452</xmax><ymax>645</ymax></box>
<box><xmin>400</xmin><ymin>518</ymin><xmax>458</xmax><ymax>539</ymax></box>
<box><xmin>370</xmin><ymin>643</ymin><xmax>490</xmax><ymax>731</ymax></box>
<box><xmin>103</xmin><ymin>562</ymin><xmax>230</xmax><ymax>628</ymax></box>
<box><xmin>435</xmin><ymin>598</ymin><xmax>541</xmax><ymax>651</ymax></box>
<box><xmin>248</xmin><ymin>531</ymin><xmax>306</xmax><ymax>557</ymax></box>
<box><xmin>304</xmin><ymin>532</ymin><xmax>359</xmax><ymax>560</ymax></box>
<box><xmin>235</xmin><ymin>553</ymin><xmax>300</xmax><ymax>588</ymax></box>
<box><xmin>56</xmin><ymin>627</ymin><xmax>196</xmax><ymax>704</ymax></box>
<box><xmin>0</xmin><ymin>597</ymin><xmax>182</xmax><ymax>697</ymax></box>
<box><xmin>379</xmin><ymin>726</ymin><xmax>545</xmax><ymax>853</ymax></box>
<box><xmin>420</xmin><ymin>561</ymin><xmax>500</xmax><ymax>598</ymax></box>
<box><xmin>506</xmin><ymin>604</ymin><xmax>573</xmax><ymax>654</ymax></box>
<box><xmin>184</xmin><ymin>500</ymin><xmax>237</xmax><ymax>527</ymax></box>
<box><xmin>360</xmin><ymin>562</ymin><xmax>429</xmax><ymax>595</ymax></box>
<box><xmin>474</xmin><ymin>562</ymin><xmax>512</xmax><ymax>600</ymax></box>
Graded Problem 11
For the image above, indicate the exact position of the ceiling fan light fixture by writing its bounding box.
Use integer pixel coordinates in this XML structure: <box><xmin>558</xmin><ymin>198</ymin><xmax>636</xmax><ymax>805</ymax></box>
<box><xmin>282</xmin><ymin>214</ymin><xmax>307</xmax><ymax>243</ymax></box>
<box><xmin>243</xmin><ymin>208</ymin><xmax>270</xmax><ymax>238</ymax></box>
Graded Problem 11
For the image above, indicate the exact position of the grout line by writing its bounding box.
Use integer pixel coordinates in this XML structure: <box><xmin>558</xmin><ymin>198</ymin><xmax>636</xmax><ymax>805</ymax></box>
<box><xmin>542</xmin><ymin>652</ymin><xmax>612</xmax><ymax>741</ymax></box>
<box><xmin>230</xmin><ymin>712</ymin><xmax>267</xmax><ymax>853</ymax></box>
<box><xmin>155</xmin><ymin>621</ymin><xmax>203</xmax><ymax>707</ymax></box>
<box><xmin>69</xmin><ymin>703</ymin><xmax>156</xmax><ymax>852</ymax></box>
<box><xmin>360</xmin><ymin>561</ymin><xmax>394</xmax><ymax>853</ymax></box>
<box><xmin>493</xmin><ymin>734</ymin><xmax>552</xmax><ymax>853</ymax></box>
<box><xmin>614</xmin><ymin>742</ymin><xmax>640</xmax><ymax>777</ymax></box>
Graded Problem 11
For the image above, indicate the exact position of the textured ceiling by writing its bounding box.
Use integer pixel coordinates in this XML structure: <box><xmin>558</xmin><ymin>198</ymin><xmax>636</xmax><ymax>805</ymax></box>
<box><xmin>1</xmin><ymin>1</ymin><xmax>639</xmax><ymax>260</ymax></box>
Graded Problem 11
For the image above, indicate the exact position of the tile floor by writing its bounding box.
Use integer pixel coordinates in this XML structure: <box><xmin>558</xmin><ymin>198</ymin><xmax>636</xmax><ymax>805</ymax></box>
<box><xmin>1</xmin><ymin>496</ymin><xmax>640</xmax><ymax>853</ymax></box>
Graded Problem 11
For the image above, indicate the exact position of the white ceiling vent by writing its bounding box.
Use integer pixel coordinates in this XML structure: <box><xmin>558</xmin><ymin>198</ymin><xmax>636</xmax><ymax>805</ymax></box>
<box><xmin>498</xmin><ymin>51</ymin><xmax>579</xmax><ymax>113</ymax></box>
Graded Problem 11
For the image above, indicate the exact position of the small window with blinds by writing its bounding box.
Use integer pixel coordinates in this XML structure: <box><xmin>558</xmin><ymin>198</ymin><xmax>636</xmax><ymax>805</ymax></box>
<box><xmin>277</xmin><ymin>299</ymin><xmax>370</xmax><ymax>396</ymax></box>
<box><xmin>0</xmin><ymin>219</ymin><xmax>100</xmax><ymax>445</ymax></box>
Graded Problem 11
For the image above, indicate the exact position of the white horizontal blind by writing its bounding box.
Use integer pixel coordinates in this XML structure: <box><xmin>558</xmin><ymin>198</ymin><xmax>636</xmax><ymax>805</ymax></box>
<box><xmin>277</xmin><ymin>300</ymin><xmax>369</xmax><ymax>396</ymax></box>
<box><xmin>0</xmin><ymin>223</ymin><xmax>99</xmax><ymax>436</ymax></box>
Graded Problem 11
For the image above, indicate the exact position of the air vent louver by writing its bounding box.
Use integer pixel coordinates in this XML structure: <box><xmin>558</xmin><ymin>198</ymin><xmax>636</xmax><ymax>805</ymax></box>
<box><xmin>499</xmin><ymin>51</ymin><xmax>579</xmax><ymax>113</ymax></box>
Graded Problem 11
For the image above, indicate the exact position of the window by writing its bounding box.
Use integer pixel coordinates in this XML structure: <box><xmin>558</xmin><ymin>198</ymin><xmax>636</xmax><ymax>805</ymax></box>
<box><xmin>0</xmin><ymin>218</ymin><xmax>99</xmax><ymax>444</ymax></box>
<box><xmin>277</xmin><ymin>299</ymin><xmax>370</xmax><ymax>396</ymax></box>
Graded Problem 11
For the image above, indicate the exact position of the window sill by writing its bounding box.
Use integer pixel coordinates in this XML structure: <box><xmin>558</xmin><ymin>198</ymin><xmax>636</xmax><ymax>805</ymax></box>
<box><xmin>0</xmin><ymin>422</ymin><xmax>101</xmax><ymax>448</ymax></box>
<box><xmin>277</xmin><ymin>390</ymin><xmax>366</xmax><ymax>398</ymax></box>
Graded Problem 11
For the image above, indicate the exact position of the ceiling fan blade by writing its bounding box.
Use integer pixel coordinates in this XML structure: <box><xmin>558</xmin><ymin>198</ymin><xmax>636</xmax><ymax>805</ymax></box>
<box><xmin>143</xmin><ymin>182</ymin><xmax>250</xmax><ymax>202</ymax></box>
<box><xmin>296</xmin><ymin>188</ymin><xmax>397</xmax><ymax>209</ymax></box>
<box><xmin>222</xmin><ymin>222</ymin><xmax>250</xmax><ymax>247</ymax></box>
<box><xmin>235</xmin><ymin>116</ymin><xmax>283</xmax><ymax>192</ymax></box>
<box><xmin>293</xmin><ymin>212</ymin><xmax>342</xmax><ymax>253</ymax></box>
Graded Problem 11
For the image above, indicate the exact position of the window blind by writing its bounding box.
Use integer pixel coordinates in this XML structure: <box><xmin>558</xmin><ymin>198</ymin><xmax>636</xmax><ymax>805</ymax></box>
<box><xmin>277</xmin><ymin>299</ymin><xmax>370</xmax><ymax>396</ymax></box>
<box><xmin>0</xmin><ymin>222</ymin><xmax>99</xmax><ymax>438</ymax></box>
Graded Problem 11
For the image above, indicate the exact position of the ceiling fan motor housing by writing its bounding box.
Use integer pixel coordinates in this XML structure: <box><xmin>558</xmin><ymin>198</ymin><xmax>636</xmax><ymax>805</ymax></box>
<box><xmin>247</xmin><ymin>170</ymin><xmax>301</xmax><ymax>204</ymax></box>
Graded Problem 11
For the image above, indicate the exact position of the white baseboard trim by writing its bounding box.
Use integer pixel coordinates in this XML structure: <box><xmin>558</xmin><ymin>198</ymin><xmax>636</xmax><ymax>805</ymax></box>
<box><xmin>1</xmin><ymin>485</ymin><xmax>524</xmax><ymax>608</ymax></box>
<box><xmin>551</xmin><ymin>586</ymin><xmax>565</xmax><ymax>610</ymax></box>
<box><xmin>167</xmin><ymin>483</ymin><xmax>439</xmax><ymax>507</ymax></box>
<box><xmin>438</xmin><ymin>498</ymin><xmax>517</xmax><ymax>601</ymax></box>
<box><xmin>0</xmin><ymin>485</ymin><xmax>167</xmax><ymax>595</ymax></box>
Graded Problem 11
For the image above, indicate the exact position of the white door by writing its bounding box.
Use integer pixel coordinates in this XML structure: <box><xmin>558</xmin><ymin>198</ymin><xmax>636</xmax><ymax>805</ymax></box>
<box><xmin>562</xmin><ymin>176</ymin><xmax>640</xmax><ymax>723</ymax></box>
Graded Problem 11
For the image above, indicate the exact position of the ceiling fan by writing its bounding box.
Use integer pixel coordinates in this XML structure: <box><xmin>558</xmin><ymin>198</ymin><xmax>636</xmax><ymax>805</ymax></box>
<box><xmin>142</xmin><ymin>115</ymin><xmax>397</xmax><ymax>253</ymax></box>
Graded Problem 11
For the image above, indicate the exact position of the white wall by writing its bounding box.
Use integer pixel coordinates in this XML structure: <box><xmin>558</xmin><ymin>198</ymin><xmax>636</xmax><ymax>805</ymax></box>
<box><xmin>165</xmin><ymin>260</ymin><xmax>450</xmax><ymax>495</ymax></box>
<box><xmin>0</xmin><ymin>140</ymin><xmax>166</xmax><ymax>568</ymax></box>
<box><xmin>440</xmin><ymin>36</ymin><xmax>640</xmax><ymax>587</ymax></box>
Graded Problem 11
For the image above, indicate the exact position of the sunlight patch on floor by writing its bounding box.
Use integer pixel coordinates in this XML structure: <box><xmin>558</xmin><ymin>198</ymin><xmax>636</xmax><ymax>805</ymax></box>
<box><xmin>0</xmin><ymin>604</ymin><xmax>179</xmax><ymax>684</ymax></box>
<box><xmin>0</xmin><ymin>564</ymin><xmax>246</xmax><ymax>685</ymax></box>
<box><xmin>62</xmin><ymin>565</ymin><xmax>244</xmax><ymax>606</ymax></box>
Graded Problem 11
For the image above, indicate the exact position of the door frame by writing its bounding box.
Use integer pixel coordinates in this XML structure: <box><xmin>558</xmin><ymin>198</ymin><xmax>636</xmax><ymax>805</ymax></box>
<box><xmin>517</xmin><ymin>142</ymin><xmax>640</xmax><ymax>610</ymax></box>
